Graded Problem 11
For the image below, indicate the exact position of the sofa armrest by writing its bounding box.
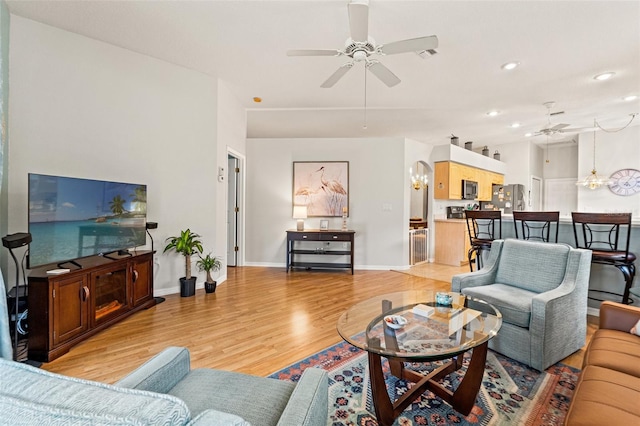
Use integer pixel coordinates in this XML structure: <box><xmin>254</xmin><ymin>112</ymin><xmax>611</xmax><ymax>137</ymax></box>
<box><xmin>599</xmin><ymin>301</ymin><xmax>640</xmax><ymax>332</ymax></box>
<box><xmin>277</xmin><ymin>367</ymin><xmax>328</xmax><ymax>426</ymax></box>
<box><xmin>115</xmin><ymin>346</ymin><xmax>191</xmax><ymax>393</ymax></box>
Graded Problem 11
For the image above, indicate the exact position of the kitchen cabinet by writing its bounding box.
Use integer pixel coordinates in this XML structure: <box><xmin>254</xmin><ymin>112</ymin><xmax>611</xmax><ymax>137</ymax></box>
<box><xmin>434</xmin><ymin>219</ymin><xmax>473</xmax><ymax>266</ymax></box>
<box><xmin>435</xmin><ymin>161</ymin><xmax>504</xmax><ymax>201</ymax></box>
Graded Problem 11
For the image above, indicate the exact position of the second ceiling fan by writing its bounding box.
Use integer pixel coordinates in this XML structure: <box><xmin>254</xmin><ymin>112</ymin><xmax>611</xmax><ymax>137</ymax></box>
<box><xmin>287</xmin><ymin>0</ymin><xmax>438</xmax><ymax>88</ymax></box>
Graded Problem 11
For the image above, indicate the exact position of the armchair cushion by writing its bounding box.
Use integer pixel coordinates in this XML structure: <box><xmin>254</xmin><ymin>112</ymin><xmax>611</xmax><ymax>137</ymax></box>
<box><xmin>168</xmin><ymin>369</ymin><xmax>295</xmax><ymax>424</ymax></box>
<box><xmin>463</xmin><ymin>284</ymin><xmax>536</xmax><ymax>328</ymax></box>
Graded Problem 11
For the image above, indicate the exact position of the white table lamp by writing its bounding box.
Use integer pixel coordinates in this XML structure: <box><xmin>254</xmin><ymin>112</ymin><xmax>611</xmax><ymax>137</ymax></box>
<box><xmin>293</xmin><ymin>205</ymin><xmax>308</xmax><ymax>231</ymax></box>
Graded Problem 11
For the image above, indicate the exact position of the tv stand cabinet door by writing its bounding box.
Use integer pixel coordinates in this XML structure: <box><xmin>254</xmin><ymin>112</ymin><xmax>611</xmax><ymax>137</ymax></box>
<box><xmin>52</xmin><ymin>275</ymin><xmax>89</xmax><ymax>347</ymax></box>
<box><xmin>131</xmin><ymin>255</ymin><xmax>153</xmax><ymax>306</ymax></box>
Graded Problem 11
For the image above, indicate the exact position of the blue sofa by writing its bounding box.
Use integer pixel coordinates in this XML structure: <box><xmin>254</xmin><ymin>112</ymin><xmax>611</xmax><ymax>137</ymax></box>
<box><xmin>0</xmin><ymin>286</ymin><xmax>328</xmax><ymax>425</ymax></box>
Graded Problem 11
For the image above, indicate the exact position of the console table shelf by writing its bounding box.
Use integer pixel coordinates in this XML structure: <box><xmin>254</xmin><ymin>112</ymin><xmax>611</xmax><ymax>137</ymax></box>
<box><xmin>286</xmin><ymin>230</ymin><xmax>355</xmax><ymax>274</ymax></box>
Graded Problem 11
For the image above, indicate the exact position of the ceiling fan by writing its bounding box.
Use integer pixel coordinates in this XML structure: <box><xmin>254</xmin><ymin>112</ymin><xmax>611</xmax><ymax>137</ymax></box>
<box><xmin>532</xmin><ymin>101</ymin><xmax>595</xmax><ymax>137</ymax></box>
<box><xmin>287</xmin><ymin>0</ymin><xmax>438</xmax><ymax>88</ymax></box>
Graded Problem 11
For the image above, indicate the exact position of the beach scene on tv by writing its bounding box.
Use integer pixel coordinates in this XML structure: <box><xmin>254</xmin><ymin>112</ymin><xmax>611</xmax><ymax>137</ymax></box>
<box><xmin>28</xmin><ymin>174</ymin><xmax>147</xmax><ymax>268</ymax></box>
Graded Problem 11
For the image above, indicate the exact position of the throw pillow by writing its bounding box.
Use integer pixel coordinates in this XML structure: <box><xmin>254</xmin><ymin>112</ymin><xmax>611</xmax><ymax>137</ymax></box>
<box><xmin>631</xmin><ymin>319</ymin><xmax>640</xmax><ymax>336</ymax></box>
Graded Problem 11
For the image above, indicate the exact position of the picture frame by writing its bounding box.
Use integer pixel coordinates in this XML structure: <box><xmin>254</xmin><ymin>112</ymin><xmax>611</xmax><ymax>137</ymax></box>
<box><xmin>319</xmin><ymin>219</ymin><xmax>329</xmax><ymax>231</ymax></box>
<box><xmin>293</xmin><ymin>161</ymin><xmax>349</xmax><ymax>217</ymax></box>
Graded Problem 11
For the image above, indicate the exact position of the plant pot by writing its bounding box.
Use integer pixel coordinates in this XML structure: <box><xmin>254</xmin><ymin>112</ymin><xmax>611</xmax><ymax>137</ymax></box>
<box><xmin>179</xmin><ymin>277</ymin><xmax>196</xmax><ymax>297</ymax></box>
<box><xmin>204</xmin><ymin>281</ymin><xmax>217</xmax><ymax>294</ymax></box>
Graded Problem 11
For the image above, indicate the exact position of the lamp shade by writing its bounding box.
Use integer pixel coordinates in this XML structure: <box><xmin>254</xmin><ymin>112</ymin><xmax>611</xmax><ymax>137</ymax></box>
<box><xmin>293</xmin><ymin>205</ymin><xmax>308</xmax><ymax>219</ymax></box>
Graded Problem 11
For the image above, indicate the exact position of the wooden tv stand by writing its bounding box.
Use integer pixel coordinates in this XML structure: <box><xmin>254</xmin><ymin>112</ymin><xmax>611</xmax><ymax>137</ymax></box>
<box><xmin>27</xmin><ymin>250</ymin><xmax>155</xmax><ymax>362</ymax></box>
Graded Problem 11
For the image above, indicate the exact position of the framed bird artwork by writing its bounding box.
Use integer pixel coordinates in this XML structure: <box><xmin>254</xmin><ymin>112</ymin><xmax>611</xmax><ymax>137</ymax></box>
<box><xmin>293</xmin><ymin>161</ymin><xmax>349</xmax><ymax>217</ymax></box>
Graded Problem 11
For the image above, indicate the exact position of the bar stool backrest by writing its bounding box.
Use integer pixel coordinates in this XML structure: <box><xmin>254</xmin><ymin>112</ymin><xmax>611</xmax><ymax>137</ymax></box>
<box><xmin>571</xmin><ymin>212</ymin><xmax>632</xmax><ymax>259</ymax></box>
<box><xmin>513</xmin><ymin>211</ymin><xmax>560</xmax><ymax>243</ymax></box>
<box><xmin>465</xmin><ymin>210</ymin><xmax>502</xmax><ymax>242</ymax></box>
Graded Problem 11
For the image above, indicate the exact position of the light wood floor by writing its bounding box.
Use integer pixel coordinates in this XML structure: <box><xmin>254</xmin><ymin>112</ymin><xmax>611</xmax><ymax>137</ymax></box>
<box><xmin>40</xmin><ymin>263</ymin><xmax>596</xmax><ymax>384</ymax></box>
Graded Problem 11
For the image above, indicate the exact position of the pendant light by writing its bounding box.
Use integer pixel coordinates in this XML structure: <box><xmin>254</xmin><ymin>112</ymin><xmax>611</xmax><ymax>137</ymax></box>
<box><xmin>576</xmin><ymin>119</ymin><xmax>610</xmax><ymax>189</ymax></box>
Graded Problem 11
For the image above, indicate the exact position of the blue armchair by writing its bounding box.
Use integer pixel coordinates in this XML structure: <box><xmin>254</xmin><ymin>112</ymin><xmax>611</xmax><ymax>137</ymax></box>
<box><xmin>452</xmin><ymin>239</ymin><xmax>592</xmax><ymax>371</ymax></box>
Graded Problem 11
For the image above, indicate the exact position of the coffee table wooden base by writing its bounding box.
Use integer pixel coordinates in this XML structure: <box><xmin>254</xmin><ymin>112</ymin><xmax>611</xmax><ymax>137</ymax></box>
<box><xmin>368</xmin><ymin>341</ymin><xmax>489</xmax><ymax>426</ymax></box>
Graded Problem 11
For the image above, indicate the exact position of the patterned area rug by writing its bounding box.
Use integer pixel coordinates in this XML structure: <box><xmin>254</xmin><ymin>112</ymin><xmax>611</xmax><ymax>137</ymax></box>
<box><xmin>269</xmin><ymin>341</ymin><xmax>579</xmax><ymax>426</ymax></box>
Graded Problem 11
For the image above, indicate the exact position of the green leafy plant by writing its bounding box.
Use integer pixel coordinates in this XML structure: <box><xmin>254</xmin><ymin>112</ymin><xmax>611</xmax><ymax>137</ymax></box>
<box><xmin>163</xmin><ymin>229</ymin><xmax>203</xmax><ymax>279</ymax></box>
<box><xmin>196</xmin><ymin>253</ymin><xmax>222</xmax><ymax>284</ymax></box>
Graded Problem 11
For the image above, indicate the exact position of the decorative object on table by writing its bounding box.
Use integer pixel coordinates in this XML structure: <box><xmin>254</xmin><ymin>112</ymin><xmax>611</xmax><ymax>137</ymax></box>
<box><xmin>493</xmin><ymin>150</ymin><xmax>500</xmax><ymax>160</ymax></box>
<box><xmin>292</xmin><ymin>205</ymin><xmax>307</xmax><ymax>231</ymax></box>
<box><xmin>270</xmin><ymin>340</ymin><xmax>580</xmax><ymax>426</ymax></box>
<box><xmin>341</xmin><ymin>206</ymin><xmax>348</xmax><ymax>231</ymax></box>
<box><xmin>435</xmin><ymin>291</ymin><xmax>453</xmax><ymax>306</ymax></box>
<box><xmin>319</xmin><ymin>219</ymin><xmax>329</xmax><ymax>231</ymax></box>
<box><xmin>292</xmin><ymin>161</ymin><xmax>349</xmax><ymax>217</ymax></box>
<box><xmin>482</xmin><ymin>146</ymin><xmax>489</xmax><ymax>156</ymax></box>
<box><xmin>383</xmin><ymin>315</ymin><xmax>407</xmax><ymax>329</ymax></box>
<box><xmin>163</xmin><ymin>229</ymin><xmax>203</xmax><ymax>297</ymax></box>
<box><xmin>464</xmin><ymin>141</ymin><xmax>473</xmax><ymax>150</ymax></box>
<box><xmin>450</xmin><ymin>134</ymin><xmax>459</xmax><ymax>146</ymax></box>
<box><xmin>196</xmin><ymin>253</ymin><xmax>222</xmax><ymax>293</ymax></box>
<box><xmin>608</xmin><ymin>168</ymin><xmax>640</xmax><ymax>196</ymax></box>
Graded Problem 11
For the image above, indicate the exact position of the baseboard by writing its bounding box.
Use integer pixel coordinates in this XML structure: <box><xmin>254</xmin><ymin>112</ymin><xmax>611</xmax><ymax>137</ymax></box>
<box><xmin>587</xmin><ymin>306</ymin><xmax>599</xmax><ymax>317</ymax></box>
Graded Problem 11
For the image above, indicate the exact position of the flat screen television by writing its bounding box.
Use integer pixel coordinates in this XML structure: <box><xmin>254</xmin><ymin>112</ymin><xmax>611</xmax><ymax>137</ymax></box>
<box><xmin>28</xmin><ymin>173</ymin><xmax>147</xmax><ymax>268</ymax></box>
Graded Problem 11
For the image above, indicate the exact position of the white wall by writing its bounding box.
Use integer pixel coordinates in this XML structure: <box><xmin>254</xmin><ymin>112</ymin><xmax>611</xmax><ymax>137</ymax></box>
<box><xmin>7</xmin><ymin>16</ymin><xmax>231</xmax><ymax>295</ymax></box>
<box><xmin>576</xmin><ymin>124</ymin><xmax>640</xmax><ymax>216</ymax></box>
<box><xmin>245</xmin><ymin>137</ymin><xmax>409</xmax><ymax>270</ymax></box>
<box><xmin>543</xmin><ymin>144</ymin><xmax>578</xmax><ymax>179</ymax></box>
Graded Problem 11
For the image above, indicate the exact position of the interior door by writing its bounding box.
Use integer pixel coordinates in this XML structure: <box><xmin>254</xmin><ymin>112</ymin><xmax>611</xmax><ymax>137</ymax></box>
<box><xmin>530</xmin><ymin>176</ymin><xmax>542</xmax><ymax>210</ymax></box>
<box><xmin>227</xmin><ymin>155</ymin><xmax>239</xmax><ymax>266</ymax></box>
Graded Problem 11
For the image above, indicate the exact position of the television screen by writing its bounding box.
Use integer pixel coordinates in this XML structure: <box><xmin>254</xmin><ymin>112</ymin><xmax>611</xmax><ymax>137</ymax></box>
<box><xmin>28</xmin><ymin>173</ymin><xmax>147</xmax><ymax>268</ymax></box>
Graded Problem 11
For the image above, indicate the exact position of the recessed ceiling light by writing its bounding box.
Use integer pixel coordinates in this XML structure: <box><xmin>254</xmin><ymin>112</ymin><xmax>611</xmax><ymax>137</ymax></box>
<box><xmin>253</xmin><ymin>97</ymin><xmax>262</xmax><ymax>103</ymax></box>
<box><xmin>486</xmin><ymin>110</ymin><xmax>500</xmax><ymax>117</ymax></box>
<box><xmin>510</xmin><ymin>122</ymin><xmax>521</xmax><ymax>128</ymax></box>
<box><xmin>524</xmin><ymin>132</ymin><xmax>533</xmax><ymax>137</ymax></box>
<box><xmin>501</xmin><ymin>61</ymin><xmax>520</xmax><ymax>71</ymax></box>
<box><xmin>593</xmin><ymin>72</ymin><xmax>615</xmax><ymax>81</ymax></box>
<box><xmin>623</xmin><ymin>95</ymin><xmax>638</xmax><ymax>102</ymax></box>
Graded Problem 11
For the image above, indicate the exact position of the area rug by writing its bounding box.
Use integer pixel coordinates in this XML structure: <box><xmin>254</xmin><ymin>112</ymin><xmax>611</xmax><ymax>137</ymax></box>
<box><xmin>269</xmin><ymin>341</ymin><xmax>580</xmax><ymax>426</ymax></box>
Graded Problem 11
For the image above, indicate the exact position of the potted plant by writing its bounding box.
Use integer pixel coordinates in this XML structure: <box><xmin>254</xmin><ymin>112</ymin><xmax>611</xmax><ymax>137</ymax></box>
<box><xmin>163</xmin><ymin>229</ymin><xmax>203</xmax><ymax>297</ymax></box>
<box><xmin>196</xmin><ymin>253</ymin><xmax>222</xmax><ymax>293</ymax></box>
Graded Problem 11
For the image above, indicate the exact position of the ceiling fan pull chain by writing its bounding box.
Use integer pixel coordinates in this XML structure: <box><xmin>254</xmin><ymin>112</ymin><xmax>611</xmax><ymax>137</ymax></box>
<box><xmin>363</xmin><ymin>63</ymin><xmax>368</xmax><ymax>129</ymax></box>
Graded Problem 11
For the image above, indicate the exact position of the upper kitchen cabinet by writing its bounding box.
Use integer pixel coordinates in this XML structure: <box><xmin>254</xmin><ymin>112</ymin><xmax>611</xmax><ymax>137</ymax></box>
<box><xmin>432</xmin><ymin>145</ymin><xmax>506</xmax><ymax>201</ymax></box>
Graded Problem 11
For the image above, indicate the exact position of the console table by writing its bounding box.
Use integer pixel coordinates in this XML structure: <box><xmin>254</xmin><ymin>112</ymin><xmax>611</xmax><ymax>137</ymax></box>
<box><xmin>286</xmin><ymin>229</ymin><xmax>355</xmax><ymax>274</ymax></box>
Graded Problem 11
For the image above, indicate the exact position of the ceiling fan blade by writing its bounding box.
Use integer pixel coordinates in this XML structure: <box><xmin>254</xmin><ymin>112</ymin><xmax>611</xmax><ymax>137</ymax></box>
<box><xmin>321</xmin><ymin>63</ymin><xmax>354</xmax><ymax>88</ymax></box>
<box><xmin>287</xmin><ymin>49</ymin><xmax>341</xmax><ymax>57</ymax></box>
<box><xmin>550</xmin><ymin>123</ymin><xmax>570</xmax><ymax>130</ymax></box>
<box><xmin>379</xmin><ymin>35</ymin><xmax>439</xmax><ymax>55</ymax></box>
<box><xmin>558</xmin><ymin>126</ymin><xmax>598</xmax><ymax>133</ymax></box>
<box><xmin>367</xmin><ymin>61</ymin><xmax>401</xmax><ymax>87</ymax></box>
<box><xmin>348</xmin><ymin>1</ymin><xmax>369</xmax><ymax>41</ymax></box>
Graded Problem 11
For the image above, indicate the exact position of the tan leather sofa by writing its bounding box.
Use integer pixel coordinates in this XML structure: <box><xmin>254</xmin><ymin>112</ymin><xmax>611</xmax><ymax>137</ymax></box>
<box><xmin>564</xmin><ymin>301</ymin><xmax>640</xmax><ymax>425</ymax></box>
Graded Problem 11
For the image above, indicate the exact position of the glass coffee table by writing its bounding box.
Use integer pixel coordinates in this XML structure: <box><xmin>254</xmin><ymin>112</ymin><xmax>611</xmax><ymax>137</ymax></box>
<box><xmin>337</xmin><ymin>290</ymin><xmax>502</xmax><ymax>426</ymax></box>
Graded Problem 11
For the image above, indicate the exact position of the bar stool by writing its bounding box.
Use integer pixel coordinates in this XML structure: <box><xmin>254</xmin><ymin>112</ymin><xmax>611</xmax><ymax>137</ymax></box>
<box><xmin>465</xmin><ymin>210</ymin><xmax>502</xmax><ymax>272</ymax></box>
<box><xmin>571</xmin><ymin>212</ymin><xmax>636</xmax><ymax>304</ymax></box>
<box><xmin>513</xmin><ymin>211</ymin><xmax>560</xmax><ymax>243</ymax></box>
